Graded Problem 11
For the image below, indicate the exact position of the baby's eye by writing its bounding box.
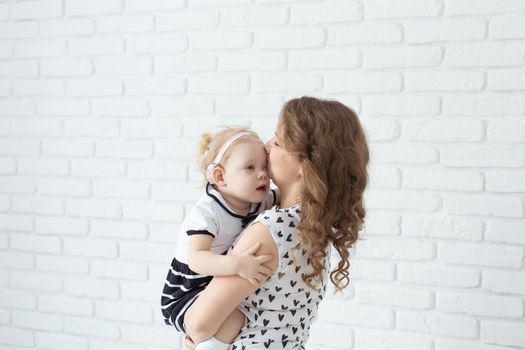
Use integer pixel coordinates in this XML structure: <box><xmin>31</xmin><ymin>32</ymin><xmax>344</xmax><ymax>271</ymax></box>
<box><xmin>246</xmin><ymin>165</ymin><xmax>255</xmax><ymax>170</ymax></box>
<box><xmin>273</xmin><ymin>141</ymin><xmax>279</xmax><ymax>147</ymax></box>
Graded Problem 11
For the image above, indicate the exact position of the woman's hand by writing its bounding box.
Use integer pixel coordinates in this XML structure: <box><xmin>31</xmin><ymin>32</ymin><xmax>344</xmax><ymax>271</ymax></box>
<box><xmin>235</xmin><ymin>242</ymin><xmax>274</xmax><ymax>287</ymax></box>
<box><xmin>184</xmin><ymin>335</ymin><xmax>196</xmax><ymax>350</ymax></box>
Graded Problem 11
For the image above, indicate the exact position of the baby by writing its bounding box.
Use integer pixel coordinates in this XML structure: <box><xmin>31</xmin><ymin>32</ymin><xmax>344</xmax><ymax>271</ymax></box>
<box><xmin>161</xmin><ymin>126</ymin><xmax>278</xmax><ymax>349</ymax></box>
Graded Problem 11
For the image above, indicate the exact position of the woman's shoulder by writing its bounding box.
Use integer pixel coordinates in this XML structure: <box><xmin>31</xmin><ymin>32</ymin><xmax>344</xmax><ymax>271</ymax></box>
<box><xmin>256</xmin><ymin>205</ymin><xmax>301</xmax><ymax>228</ymax></box>
<box><xmin>258</xmin><ymin>204</ymin><xmax>302</xmax><ymax>221</ymax></box>
<box><xmin>253</xmin><ymin>205</ymin><xmax>302</xmax><ymax>246</ymax></box>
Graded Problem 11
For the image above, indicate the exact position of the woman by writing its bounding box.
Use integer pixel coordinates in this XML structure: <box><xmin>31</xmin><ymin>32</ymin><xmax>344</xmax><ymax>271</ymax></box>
<box><xmin>183</xmin><ymin>96</ymin><xmax>370</xmax><ymax>349</ymax></box>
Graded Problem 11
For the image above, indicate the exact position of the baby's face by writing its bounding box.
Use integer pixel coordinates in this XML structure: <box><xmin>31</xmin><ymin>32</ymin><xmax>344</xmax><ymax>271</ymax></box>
<box><xmin>222</xmin><ymin>140</ymin><xmax>270</xmax><ymax>204</ymax></box>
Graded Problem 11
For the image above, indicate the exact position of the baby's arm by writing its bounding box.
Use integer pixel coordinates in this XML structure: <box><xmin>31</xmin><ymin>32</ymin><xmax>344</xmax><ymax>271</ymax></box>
<box><xmin>187</xmin><ymin>235</ymin><xmax>273</xmax><ymax>285</ymax></box>
<box><xmin>187</xmin><ymin>235</ymin><xmax>238</xmax><ymax>276</ymax></box>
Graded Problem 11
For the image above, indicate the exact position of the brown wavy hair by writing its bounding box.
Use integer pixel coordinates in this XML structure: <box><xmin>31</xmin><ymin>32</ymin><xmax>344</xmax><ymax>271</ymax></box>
<box><xmin>278</xmin><ymin>96</ymin><xmax>370</xmax><ymax>293</ymax></box>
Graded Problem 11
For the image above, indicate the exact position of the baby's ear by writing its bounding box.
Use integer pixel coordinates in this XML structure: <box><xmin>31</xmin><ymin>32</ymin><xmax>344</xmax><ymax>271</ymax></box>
<box><xmin>212</xmin><ymin>166</ymin><xmax>226</xmax><ymax>186</ymax></box>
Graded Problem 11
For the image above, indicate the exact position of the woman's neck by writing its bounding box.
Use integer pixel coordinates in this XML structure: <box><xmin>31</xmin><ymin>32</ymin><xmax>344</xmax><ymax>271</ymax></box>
<box><xmin>278</xmin><ymin>183</ymin><xmax>302</xmax><ymax>209</ymax></box>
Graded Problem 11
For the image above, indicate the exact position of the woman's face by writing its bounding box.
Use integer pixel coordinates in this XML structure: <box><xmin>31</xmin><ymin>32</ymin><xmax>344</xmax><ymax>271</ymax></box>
<box><xmin>264</xmin><ymin>125</ymin><xmax>302</xmax><ymax>187</ymax></box>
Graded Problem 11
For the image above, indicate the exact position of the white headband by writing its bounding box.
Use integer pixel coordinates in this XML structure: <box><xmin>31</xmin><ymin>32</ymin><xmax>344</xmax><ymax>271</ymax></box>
<box><xmin>206</xmin><ymin>131</ymin><xmax>252</xmax><ymax>184</ymax></box>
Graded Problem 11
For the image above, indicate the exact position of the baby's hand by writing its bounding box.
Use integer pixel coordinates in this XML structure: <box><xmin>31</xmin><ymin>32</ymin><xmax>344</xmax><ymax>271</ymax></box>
<box><xmin>236</xmin><ymin>242</ymin><xmax>273</xmax><ymax>287</ymax></box>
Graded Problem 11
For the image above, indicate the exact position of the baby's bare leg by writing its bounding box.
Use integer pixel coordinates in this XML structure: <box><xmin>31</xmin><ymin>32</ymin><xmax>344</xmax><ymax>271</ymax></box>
<box><xmin>213</xmin><ymin>308</ymin><xmax>245</xmax><ymax>343</ymax></box>
<box><xmin>192</xmin><ymin>308</ymin><xmax>245</xmax><ymax>350</ymax></box>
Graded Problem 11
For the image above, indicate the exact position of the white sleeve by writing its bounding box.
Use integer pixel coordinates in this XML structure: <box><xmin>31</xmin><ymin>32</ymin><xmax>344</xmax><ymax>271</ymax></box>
<box><xmin>184</xmin><ymin>202</ymin><xmax>219</xmax><ymax>237</ymax></box>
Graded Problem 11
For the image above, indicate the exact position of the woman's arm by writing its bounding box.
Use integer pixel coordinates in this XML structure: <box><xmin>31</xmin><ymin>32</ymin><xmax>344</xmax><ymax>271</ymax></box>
<box><xmin>184</xmin><ymin>222</ymin><xmax>279</xmax><ymax>344</ymax></box>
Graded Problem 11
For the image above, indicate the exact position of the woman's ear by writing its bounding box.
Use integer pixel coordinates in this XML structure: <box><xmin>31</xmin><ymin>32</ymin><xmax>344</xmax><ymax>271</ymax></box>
<box><xmin>212</xmin><ymin>166</ymin><xmax>226</xmax><ymax>186</ymax></box>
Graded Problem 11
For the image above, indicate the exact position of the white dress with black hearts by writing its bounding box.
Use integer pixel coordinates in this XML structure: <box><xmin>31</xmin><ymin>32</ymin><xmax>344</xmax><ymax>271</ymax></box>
<box><xmin>231</xmin><ymin>204</ymin><xmax>330</xmax><ymax>350</ymax></box>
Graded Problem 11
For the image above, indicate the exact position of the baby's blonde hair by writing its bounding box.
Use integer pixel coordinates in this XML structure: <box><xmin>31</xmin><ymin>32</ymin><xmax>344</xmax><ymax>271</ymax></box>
<box><xmin>198</xmin><ymin>126</ymin><xmax>261</xmax><ymax>186</ymax></box>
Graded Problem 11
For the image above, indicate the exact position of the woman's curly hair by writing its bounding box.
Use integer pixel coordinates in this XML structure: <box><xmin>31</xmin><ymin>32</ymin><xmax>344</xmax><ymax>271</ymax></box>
<box><xmin>279</xmin><ymin>96</ymin><xmax>370</xmax><ymax>293</ymax></box>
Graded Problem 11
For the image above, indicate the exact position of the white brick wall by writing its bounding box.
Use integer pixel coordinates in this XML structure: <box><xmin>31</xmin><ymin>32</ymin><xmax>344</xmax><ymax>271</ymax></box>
<box><xmin>0</xmin><ymin>0</ymin><xmax>524</xmax><ymax>349</ymax></box>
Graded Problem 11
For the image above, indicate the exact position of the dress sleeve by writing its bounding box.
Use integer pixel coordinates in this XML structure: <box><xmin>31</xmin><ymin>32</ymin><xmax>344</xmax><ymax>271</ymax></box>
<box><xmin>250</xmin><ymin>210</ymin><xmax>287</xmax><ymax>272</ymax></box>
<box><xmin>184</xmin><ymin>202</ymin><xmax>219</xmax><ymax>237</ymax></box>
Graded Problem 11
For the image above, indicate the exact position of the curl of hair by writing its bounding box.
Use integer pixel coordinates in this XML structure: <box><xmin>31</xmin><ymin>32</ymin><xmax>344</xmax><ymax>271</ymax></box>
<box><xmin>279</xmin><ymin>96</ymin><xmax>370</xmax><ymax>293</ymax></box>
<box><xmin>198</xmin><ymin>133</ymin><xmax>214</xmax><ymax>158</ymax></box>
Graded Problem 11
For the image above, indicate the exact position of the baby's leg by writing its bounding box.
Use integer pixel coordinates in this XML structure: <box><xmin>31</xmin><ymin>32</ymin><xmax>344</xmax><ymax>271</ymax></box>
<box><xmin>212</xmin><ymin>308</ymin><xmax>245</xmax><ymax>343</ymax></box>
<box><xmin>191</xmin><ymin>308</ymin><xmax>245</xmax><ymax>350</ymax></box>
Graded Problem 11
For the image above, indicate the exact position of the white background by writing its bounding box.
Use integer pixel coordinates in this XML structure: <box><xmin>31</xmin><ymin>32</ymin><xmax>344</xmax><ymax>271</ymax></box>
<box><xmin>1</xmin><ymin>0</ymin><xmax>525</xmax><ymax>349</ymax></box>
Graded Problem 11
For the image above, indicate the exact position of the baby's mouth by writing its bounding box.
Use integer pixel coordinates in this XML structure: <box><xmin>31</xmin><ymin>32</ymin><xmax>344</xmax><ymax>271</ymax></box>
<box><xmin>256</xmin><ymin>185</ymin><xmax>267</xmax><ymax>192</ymax></box>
